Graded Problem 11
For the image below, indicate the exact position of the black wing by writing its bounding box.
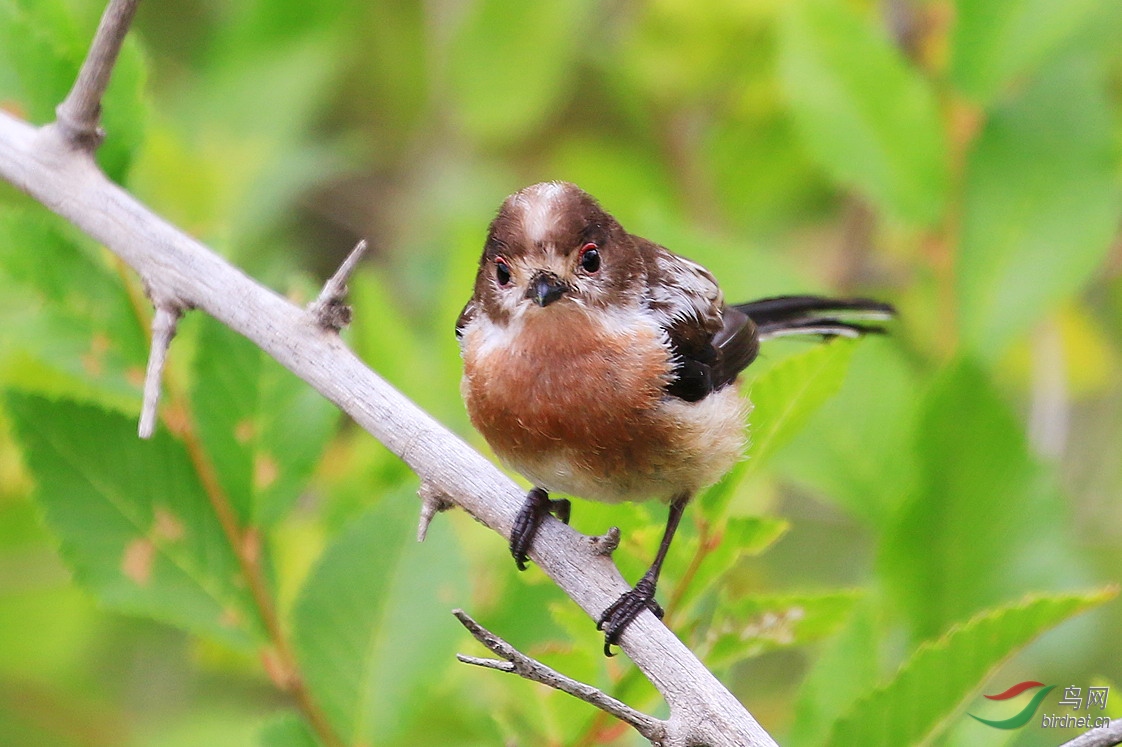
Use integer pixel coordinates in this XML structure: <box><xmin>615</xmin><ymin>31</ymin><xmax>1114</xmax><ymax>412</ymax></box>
<box><xmin>663</xmin><ymin>295</ymin><xmax>894</xmax><ymax>403</ymax></box>
<box><xmin>663</xmin><ymin>307</ymin><xmax>759</xmax><ymax>402</ymax></box>
<box><xmin>642</xmin><ymin>245</ymin><xmax>763</xmax><ymax>403</ymax></box>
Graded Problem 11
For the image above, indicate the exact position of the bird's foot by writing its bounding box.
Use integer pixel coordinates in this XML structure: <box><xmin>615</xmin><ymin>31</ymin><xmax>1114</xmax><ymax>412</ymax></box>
<box><xmin>510</xmin><ymin>487</ymin><xmax>571</xmax><ymax>571</ymax></box>
<box><xmin>597</xmin><ymin>574</ymin><xmax>663</xmax><ymax>656</ymax></box>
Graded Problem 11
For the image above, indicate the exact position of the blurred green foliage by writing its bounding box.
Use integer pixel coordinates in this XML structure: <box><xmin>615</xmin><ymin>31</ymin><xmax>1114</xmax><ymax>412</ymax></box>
<box><xmin>1</xmin><ymin>0</ymin><xmax>1121</xmax><ymax>745</ymax></box>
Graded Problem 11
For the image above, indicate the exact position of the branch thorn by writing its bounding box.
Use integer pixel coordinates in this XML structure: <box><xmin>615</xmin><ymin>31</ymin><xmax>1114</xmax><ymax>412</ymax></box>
<box><xmin>309</xmin><ymin>239</ymin><xmax>368</xmax><ymax>331</ymax></box>
<box><xmin>417</xmin><ymin>480</ymin><xmax>453</xmax><ymax>542</ymax></box>
<box><xmin>590</xmin><ymin>526</ymin><xmax>621</xmax><ymax>556</ymax></box>
<box><xmin>138</xmin><ymin>304</ymin><xmax>181</xmax><ymax>439</ymax></box>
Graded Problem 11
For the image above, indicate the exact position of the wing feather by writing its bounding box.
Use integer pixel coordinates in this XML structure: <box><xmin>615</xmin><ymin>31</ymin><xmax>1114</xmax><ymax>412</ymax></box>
<box><xmin>642</xmin><ymin>245</ymin><xmax>758</xmax><ymax>402</ymax></box>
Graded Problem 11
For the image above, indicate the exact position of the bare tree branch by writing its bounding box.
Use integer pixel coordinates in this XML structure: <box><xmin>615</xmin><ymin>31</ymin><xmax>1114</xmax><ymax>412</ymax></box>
<box><xmin>1061</xmin><ymin>719</ymin><xmax>1122</xmax><ymax>747</ymax></box>
<box><xmin>54</xmin><ymin>0</ymin><xmax>140</xmax><ymax>148</ymax></box>
<box><xmin>0</xmin><ymin>2</ymin><xmax>778</xmax><ymax>741</ymax></box>
<box><xmin>454</xmin><ymin>609</ymin><xmax>668</xmax><ymax>745</ymax></box>
<box><xmin>0</xmin><ymin>111</ymin><xmax>777</xmax><ymax>747</ymax></box>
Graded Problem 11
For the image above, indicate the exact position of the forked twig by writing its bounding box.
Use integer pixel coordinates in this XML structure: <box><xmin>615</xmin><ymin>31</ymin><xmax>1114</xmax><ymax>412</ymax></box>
<box><xmin>453</xmin><ymin>609</ymin><xmax>668</xmax><ymax>745</ymax></box>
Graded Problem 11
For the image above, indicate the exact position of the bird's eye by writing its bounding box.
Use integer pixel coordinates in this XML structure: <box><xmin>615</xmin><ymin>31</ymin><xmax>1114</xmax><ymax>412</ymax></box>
<box><xmin>494</xmin><ymin>257</ymin><xmax>512</xmax><ymax>286</ymax></box>
<box><xmin>579</xmin><ymin>243</ymin><xmax>600</xmax><ymax>274</ymax></box>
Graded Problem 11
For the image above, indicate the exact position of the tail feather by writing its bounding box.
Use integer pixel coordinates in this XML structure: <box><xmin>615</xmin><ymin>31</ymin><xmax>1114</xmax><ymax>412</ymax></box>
<box><xmin>733</xmin><ymin>295</ymin><xmax>895</xmax><ymax>341</ymax></box>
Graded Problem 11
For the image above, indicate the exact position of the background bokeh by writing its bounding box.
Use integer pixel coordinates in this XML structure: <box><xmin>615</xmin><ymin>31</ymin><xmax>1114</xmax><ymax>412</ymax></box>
<box><xmin>1</xmin><ymin>0</ymin><xmax>1121</xmax><ymax>745</ymax></box>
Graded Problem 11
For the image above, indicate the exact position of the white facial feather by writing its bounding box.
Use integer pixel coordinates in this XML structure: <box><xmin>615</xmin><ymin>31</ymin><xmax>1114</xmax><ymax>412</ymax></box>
<box><xmin>464</xmin><ymin>308</ymin><xmax>525</xmax><ymax>358</ymax></box>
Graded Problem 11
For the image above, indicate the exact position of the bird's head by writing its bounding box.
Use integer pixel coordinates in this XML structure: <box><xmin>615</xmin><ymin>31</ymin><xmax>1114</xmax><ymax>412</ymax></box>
<box><xmin>471</xmin><ymin>182</ymin><xmax>643</xmax><ymax>324</ymax></box>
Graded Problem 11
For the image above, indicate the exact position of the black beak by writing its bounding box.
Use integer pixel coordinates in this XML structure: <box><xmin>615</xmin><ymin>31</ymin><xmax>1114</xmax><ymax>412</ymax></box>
<box><xmin>527</xmin><ymin>272</ymin><xmax>567</xmax><ymax>307</ymax></box>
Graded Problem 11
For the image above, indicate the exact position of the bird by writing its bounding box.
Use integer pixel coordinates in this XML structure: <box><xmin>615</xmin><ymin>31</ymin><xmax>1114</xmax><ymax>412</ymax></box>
<box><xmin>456</xmin><ymin>181</ymin><xmax>893</xmax><ymax>655</ymax></box>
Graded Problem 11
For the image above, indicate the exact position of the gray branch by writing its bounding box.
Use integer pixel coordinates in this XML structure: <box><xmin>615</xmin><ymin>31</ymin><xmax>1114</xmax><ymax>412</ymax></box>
<box><xmin>0</xmin><ymin>19</ymin><xmax>776</xmax><ymax>747</ymax></box>
<box><xmin>1061</xmin><ymin>719</ymin><xmax>1122</xmax><ymax>747</ymax></box>
<box><xmin>454</xmin><ymin>609</ymin><xmax>668</xmax><ymax>745</ymax></box>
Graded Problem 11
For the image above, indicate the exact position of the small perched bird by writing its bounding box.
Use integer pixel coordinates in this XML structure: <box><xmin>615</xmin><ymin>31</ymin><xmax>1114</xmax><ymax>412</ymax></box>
<box><xmin>457</xmin><ymin>182</ymin><xmax>892</xmax><ymax>655</ymax></box>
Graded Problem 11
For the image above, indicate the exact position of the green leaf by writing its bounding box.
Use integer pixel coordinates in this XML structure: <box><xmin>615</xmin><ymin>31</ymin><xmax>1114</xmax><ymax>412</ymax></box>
<box><xmin>789</xmin><ymin>600</ymin><xmax>882</xmax><ymax>747</ymax></box>
<box><xmin>447</xmin><ymin>0</ymin><xmax>595</xmax><ymax>143</ymax></box>
<box><xmin>822</xmin><ymin>589</ymin><xmax>1117</xmax><ymax>746</ymax></box>
<box><xmin>0</xmin><ymin>0</ymin><xmax>80</xmax><ymax>124</ymax></box>
<box><xmin>778</xmin><ymin>0</ymin><xmax>948</xmax><ymax>225</ymax></box>
<box><xmin>720</xmin><ymin>516</ymin><xmax>789</xmax><ymax>558</ymax></box>
<box><xmin>880</xmin><ymin>359</ymin><xmax>1088</xmax><ymax>640</ymax></box>
<box><xmin>773</xmin><ymin>337</ymin><xmax>919</xmax><ymax>527</ymax></box>
<box><xmin>0</xmin><ymin>0</ymin><xmax>146</xmax><ymax>182</ymax></box>
<box><xmin>703</xmin><ymin>590</ymin><xmax>860</xmax><ymax>670</ymax></box>
<box><xmin>950</xmin><ymin>0</ymin><xmax>1107</xmax><ymax>104</ymax></box>
<box><xmin>0</xmin><ymin>208</ymin><xmax>147</xmax><ymax>411</ymax></box>
<box><xmin>956</xmin><ymin>56</ymin><xmax>1122</xmax><ymax>359</ymax></box>
<box><xmin>350</xmin><ymin>269</ymin><xmax>444</xmax><ymax>412</ymax></box>
<box><xmin>674</xmin><ymin>516</ymin><xmax>789</xmax><ymax>614</ymax></box>
<box><xmin>5</xmin><ymin>393</ymin><xmax>264</xmax><ymax>648</ymax></box>
<box><xmin>292</xmin><ymin>496</ymin><xmax>468</xmax><ymax>745</ymax></box>
<box><xmin>192</xmin><ymin>317</ymin><xmax>337</xmax><ymax>526</ymax></box>
<box><xmin>258</xmin><ymin>713</ymin><xmax>320</xmax><ymax>747</ymax></box>
<box><xmin>699</xmin><ymin>339</ymin><xmax>858</xmax><ymax>520</ymax></box>
<box><xmin>746</xmin><ymin>339</ymin><xmax>857</xmax><ymax>474</ymax></box>
<box><xmin>97</xmin><ymin>34</ymin><xmax>148</xmax><ymax>183</ymax></box>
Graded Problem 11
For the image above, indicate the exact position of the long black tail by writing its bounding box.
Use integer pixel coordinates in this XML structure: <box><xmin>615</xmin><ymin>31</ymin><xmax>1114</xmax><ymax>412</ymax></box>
<box><xmin>734</xmin><ymin>295</ymin><xmax>895</xmax><ymax>341</ymax></box>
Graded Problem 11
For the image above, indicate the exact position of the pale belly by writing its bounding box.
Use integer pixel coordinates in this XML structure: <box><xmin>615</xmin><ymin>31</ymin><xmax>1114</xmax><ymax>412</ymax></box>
<box><xmin>461</xmin><ymin>308</ymin><xmax>748</xmax><ymax>503</ymax></box>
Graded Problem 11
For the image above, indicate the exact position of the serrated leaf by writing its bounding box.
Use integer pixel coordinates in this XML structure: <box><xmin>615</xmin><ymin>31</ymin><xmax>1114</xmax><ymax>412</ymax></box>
<box><xmin>822</xmin><ymin>589</ymin><xmax>1116</xmax><ymax>746</ymax></box>
<box><xmin>0</xmin><ymin>209</ymin><xmax>147</xmax><ymax>411</ymax></box>
<box><xmin>880</xmin><ymin>359</ymin><xmax>1089</xmax><ymax>639</ymax></box>
<box><xmin>447</xmin><ymin>0</ymin><xmax>595</xmax><ymax>143</ymax></box>
<box><xmin>703</xmin><ymin>590</ymin><xmax>860</xmax><ymax>670</ymax></box>
<box><xmin>5</xmin><ymin>393</ymin><xmax>264</xmax><ymax>648</ymax></box>
<box><xmin>292</xmin><ymin>497</ymin><xmax>467</xmax><ymax>745</ymax></box>
<box><xmin>950</xmin><ymin>0</ymin><xmax>1107</xmax><ymax>105</ymax></box>
<box><xmin>956</xmin><ymin>57</ymin><xmax>1122</xmax><ymax>360</ymax></box>
<box><xmin>778</xmin><ymin>0</ymin><xmax>948</xmax><ymax>225</ymax></box>
<box><xmin>192</xmin><ymin>317</ymin><xmax>337</xmax><ymax>526</ymax></box>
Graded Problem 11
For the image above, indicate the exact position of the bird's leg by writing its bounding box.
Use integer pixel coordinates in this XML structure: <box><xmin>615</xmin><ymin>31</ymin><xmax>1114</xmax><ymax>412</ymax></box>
<box><xmin>597</xmin><ymin>493</ymin><xmax>688</xmax><ymax>656</ymax></box>
<box><xmin>510</xmin><ymin>486</ymin><xmax>571</xmax><ymax>571</ymax></box>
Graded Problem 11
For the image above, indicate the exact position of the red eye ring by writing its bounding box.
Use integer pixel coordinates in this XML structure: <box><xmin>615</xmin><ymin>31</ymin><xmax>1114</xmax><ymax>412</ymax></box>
<box><xmin>578</xmin><ymin>243</ymin><xmax>600</xmax><ymax>274</ymax></box>
<box><xmin>494</xmin><ymin>256</ymin><xmax>512</xmax><ymax>286</ymax></box>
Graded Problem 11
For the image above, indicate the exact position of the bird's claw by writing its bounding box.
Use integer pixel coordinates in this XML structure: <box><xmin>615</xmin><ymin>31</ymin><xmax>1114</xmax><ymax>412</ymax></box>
<box><xmin>510</xmin><ymin>487</ymin><xmax>571</xmax><ymax>571</ymax></box>
<box><xmin>597</xmin><ymin>576</ymin><xmax>663</xmax><ymax>656</ymax></box>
